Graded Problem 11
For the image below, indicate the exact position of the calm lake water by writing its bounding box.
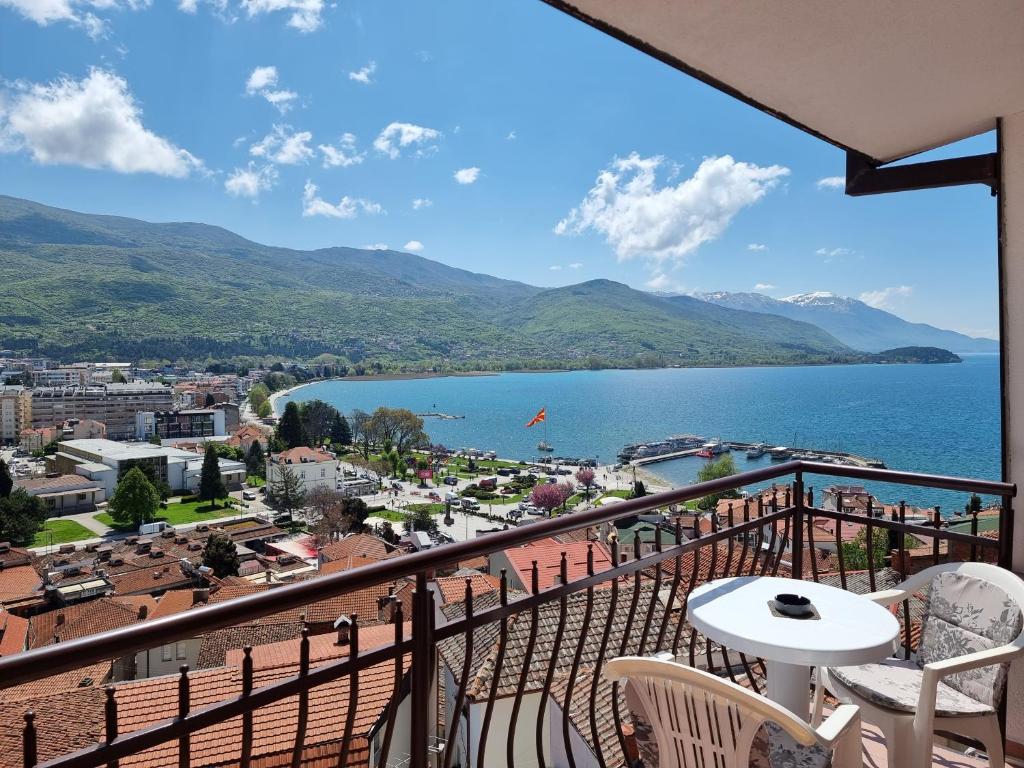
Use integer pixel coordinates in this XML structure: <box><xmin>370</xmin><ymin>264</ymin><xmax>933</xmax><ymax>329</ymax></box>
<box><xmin>279</xmin><ymin>355</ymin><xmax>1001</xmax><ymax>510</ymax></box>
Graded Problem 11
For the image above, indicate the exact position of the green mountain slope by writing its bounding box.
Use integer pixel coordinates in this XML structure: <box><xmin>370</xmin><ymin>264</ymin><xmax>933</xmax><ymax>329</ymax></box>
<box><xmin>0</xmin><ymin>195</ymin><xmax>855</xmax><ymax>368</ymax></box>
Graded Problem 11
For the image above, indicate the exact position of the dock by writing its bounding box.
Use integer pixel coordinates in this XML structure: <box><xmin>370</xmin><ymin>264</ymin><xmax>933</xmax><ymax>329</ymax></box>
<box><xmin>629</xmin><ymin>440</ymin><xmax>884</xmax><ymax>469</ymax></box>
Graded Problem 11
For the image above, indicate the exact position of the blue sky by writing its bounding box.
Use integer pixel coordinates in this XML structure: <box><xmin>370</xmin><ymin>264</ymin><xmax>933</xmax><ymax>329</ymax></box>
<box><xmin>0</xmin><ymin>0</ymin><xmax>999</xmax><ymax>338</ymax></box>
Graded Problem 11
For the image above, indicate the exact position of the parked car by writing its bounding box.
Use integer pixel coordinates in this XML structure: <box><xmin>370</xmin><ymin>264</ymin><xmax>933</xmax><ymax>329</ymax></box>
<box><xmin>507</xmin><ymin>468</ymin><xmax>521</xmax><ymax>475</ymax></box>
<box><xmin>139</xmin><ymin>521</ymin><xmax>169</xmax><ymax>536</ymax></box>
<box><xmin>461</xmin><ymin>498</ymin><xmax>481</xmax><ymax>511</ymax></box>
<box><xmin>390</xmin><ymin>481</ymin><xmax>403</xmax><ymax>490</ymax></box>
<box><xmin>496</xmin><ymin>468</ymin><xmax>511</xmax><ymax>476</ymax></box>
<box><xmin>445</xmin><ymin>492</ymin><xmax>460</xmax><ymax>503</ymax></box>
<box><xmin>242</xmin><ymin>490</ymin><xmax>257</xmax><ymax>501</ymax></box>
<box><xmin>427</xmin><ymin>491</ymin><xmax>441</xmax><ymax>501</ymax></box>
<box><xmin>444</xmin><ymin>476</ymin><xmax>459</xmax><ymax>486</ymax></box>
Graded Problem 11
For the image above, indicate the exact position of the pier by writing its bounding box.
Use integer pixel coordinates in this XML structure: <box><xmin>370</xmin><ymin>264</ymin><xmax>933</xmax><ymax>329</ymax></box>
<box><xmin>629</xmin><ymin>440</ymin><xmax>885</xmax><ymax>469</ymax></box>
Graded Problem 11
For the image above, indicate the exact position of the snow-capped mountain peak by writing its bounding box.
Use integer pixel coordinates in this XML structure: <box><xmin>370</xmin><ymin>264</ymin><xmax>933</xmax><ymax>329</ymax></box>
<box><xmin>781</xmin><ymin>291</ymin><xmax>840</xmax><ymax>305</ymax></box>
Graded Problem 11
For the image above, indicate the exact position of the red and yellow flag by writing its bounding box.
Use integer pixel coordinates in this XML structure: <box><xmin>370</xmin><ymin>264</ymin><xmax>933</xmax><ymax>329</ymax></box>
<box><xmin>526</xmin><ymin>408</ymin><xmax>546</xmax><ymax>428</ymax></box>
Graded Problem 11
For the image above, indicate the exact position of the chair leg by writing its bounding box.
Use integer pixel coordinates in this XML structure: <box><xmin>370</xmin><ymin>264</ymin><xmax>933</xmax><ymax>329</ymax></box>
<box><xmin>976</xmin><ymin>715</ymin><xmax>1005</xmax><ymax>768</ymax></box>
<box><xmin>884</xmin><ymin>717</ymin><xmax>919</xmax><ymax>768</ymax></box>
<box><xmin>812</xmin><ymin>668</ymin><xmax>825</xmax><ymax>727</ymax></box>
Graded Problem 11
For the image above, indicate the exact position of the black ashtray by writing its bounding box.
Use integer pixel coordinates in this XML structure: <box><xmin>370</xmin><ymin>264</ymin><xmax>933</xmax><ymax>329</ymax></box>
<box><xmin>772</xmin><ymin>593</ymin><xmax>813</xmax><ymax>617</ymax></box>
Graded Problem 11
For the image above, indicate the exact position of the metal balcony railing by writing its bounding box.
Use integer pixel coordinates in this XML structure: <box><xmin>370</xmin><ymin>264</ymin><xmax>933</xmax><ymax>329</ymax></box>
<box><xmin>0</xmin><ymin>461</ymin><xmax>1014</xmax><ymax>768</ymax></box>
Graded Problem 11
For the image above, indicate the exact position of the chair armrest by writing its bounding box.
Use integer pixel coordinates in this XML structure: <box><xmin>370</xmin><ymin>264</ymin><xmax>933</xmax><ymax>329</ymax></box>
<box><xmin>814</xmin><ymin>704</ymin><xmax>861</xmax><ymax>747</ymax></box>
<box><xmin>860</xmin><ymin>588</ymin><xmax>906</xmax><ymax>607</ymax></box>
<box><xmin>923</xmin><ymin>643</ymin><xmax>1022</xmax><ymax>677</ymax></box>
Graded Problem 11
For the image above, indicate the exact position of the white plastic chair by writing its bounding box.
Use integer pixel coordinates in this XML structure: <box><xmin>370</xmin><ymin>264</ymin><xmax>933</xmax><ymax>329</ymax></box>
<box><xmin>814</xmin><ymin>561</ymin><xmax>1024</xmax><ymax>768</ymax></box>
<box><xmin>605</xmin><ymin>655</ymin><xmax>862</xmax><ymax>768</ymax></box>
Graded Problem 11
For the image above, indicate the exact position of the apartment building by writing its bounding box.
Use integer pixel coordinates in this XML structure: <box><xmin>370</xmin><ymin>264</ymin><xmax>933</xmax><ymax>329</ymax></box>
<box><xmin>31</xmin><ymin>384</ymin><xmax>173</xmax><ymax>440</ymax></box>
<box><xmin>0</xmin><ymin>385</ymin><xmax>31</xmax><ymax>445</ymax></box>
<box><xmin>134</xmin><ymin>409</ymin><xmax>226</xmax><ymax>441</ymax></box>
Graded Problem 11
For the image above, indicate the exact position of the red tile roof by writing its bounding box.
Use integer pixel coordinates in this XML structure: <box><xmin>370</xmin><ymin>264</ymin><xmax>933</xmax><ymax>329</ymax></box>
<box><xmin>319</xmin><ymin>554</ymin><xmax>387</xmax><ymax>574</ymax></box>
<box><xmin>319</xmin><ymin>534</ymin><xmax>396</xmax><ymax>563</ymax></box>
<box><xmin>0</xmin><ymin>564</ymin><xmax>42</xmax><ymax>605</ymax></box>
<box><xmin>150</xmin><ymin>589</ymin><xmax>200</xmax><ymax>620</ymax></box>
<box><xmin>107</xmin><ymin>563</ymin><xmax>193</xmax><ymax>595</ymax></box>
<box><xmin>502</xmin><ymin>538</ymin><xmax>614</xmax><ymax>591</ymax></box>
<box><xmin>433</xmin><ymin>573</ymin><xmax>502</xmax><ymax>605</ymax></box>
<box><xmin>0</xmin><ymin>609</ymin><xmax>28</xmax><ymax>657</ymax></box>
<box><xmin>28</xmin><ymin>596</ymin><xmax>155</xmax><ymax>649</ymax></box>
<box><xmin>271</xmin><ymin>447</ymin><xmax>335</xmax><ymax>464</ymax></box>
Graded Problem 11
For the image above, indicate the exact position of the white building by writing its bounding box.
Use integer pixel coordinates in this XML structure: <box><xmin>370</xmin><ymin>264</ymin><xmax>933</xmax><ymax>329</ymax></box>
<box><xmin>266</xmin><ymin>447</ymin><xmax>339</xmax><ymax>497</ymax></box>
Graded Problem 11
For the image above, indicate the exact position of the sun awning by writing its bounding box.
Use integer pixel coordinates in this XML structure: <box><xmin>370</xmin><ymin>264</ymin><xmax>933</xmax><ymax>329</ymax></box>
<box><xmin>544</xmin><ymin>1</ymin><xmax>1024</xmax><ymax>163</ymax></box>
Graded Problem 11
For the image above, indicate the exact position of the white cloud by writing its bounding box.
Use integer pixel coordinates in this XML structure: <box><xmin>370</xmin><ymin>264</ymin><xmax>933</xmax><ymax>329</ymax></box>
<box><xmin>225</xmin><ymin>162</ymin><xmax>277</xmax><ymax>198</ymax></box>
<box><xmin>454</xmin><ymin>166</ymin><xmax>480</xmax><ymax>185</ymax></box>
<box><xmin>0</xmin><ymin>68</ymin><xmax>203</xmax><ymax>177</ymax></box>
<box><xmin>363</xmin><ymin>243</ymin><xmax>388</xmax><ymax>250</ymax></box>
<box><xmin>555</xmin><ymin>153</ymin><xmax>789</xmax><ymax>264</ymax></box>
<box><xmin>348</xmin><ymin>61</ymin><xmax>376</xmax><ymax>84</ymax></box>
<box><xmin>0</xmin><ymin>0</ymin><xmax>149</xmax><ymax>37</ymax></box>
<box><xmin>747</xmin><ymin>243</ymin><xmax>768</xmax><ymax>252</ymax></box>
<box><xmin>568</xmin><ymin>262</ymin><xmax>583</xmax><ymax>269</ymax></box>
<box><xmin>549</xmin><ymin>265</ymin><xmax>562</xmax><ymax>271</ymax></box>
<box><xmin>816</xmin><ymin>246</ymin><xmax>854</xmax><ymax>260</ymax></box>
<box><xmin>403</xmin><ymin>240</ymin><xmax>424</xmax><ymax>253</ymax></box>
<box><xmin>249</xmin><ymin>124</ymin><xmax>313</xmax><ymax>165</ymax></box>
<box><xmin>411</xmin><ymin>197</ymin><xmax>432</xmax><ymax>210</ymax></box>
<box><xmin>645</xmin><ymin>273</ymin><xmax>686</xmax><ymax>293</ymax></box>
<box><xmin>506</xmin><ymin>130</ymin><xmax>517</xmax><ymax>141</ymax></box>
<box><xmin>816</xmin><ymin>175</ymin><xmax>845</xmax><ymax>189</ymax></box>
<box><xmin>244</xmin><ymin>66</ymin><xmax>297</xmax><ymax>113</ymax></box>
<box><xmin>373</xmin><ymin>121</ymin><xmax>440</xmax><ymax>159</ymax></box>
<box><xmin>318</xmin><ymin>132</ymin><xmax>364</xmax><ymax>168</ymax></box>
<box><xmin>240</xmin><ymin>0</ymin><xmax>323</xmax><ymax>32</ymax></box>
<box><xmin>301</xmin><ymin>180</ymin><xmax>383</xmax><ymax>218</ymax></box>
<box><xmin>859</xmin><ymin>285</ymin><xmax>913</xmax><ymax>310</ymax></box>
<box><xmin>754</xmin><ymin>282</ymin><xmax>775</xmax><ymax>291</ymax></box>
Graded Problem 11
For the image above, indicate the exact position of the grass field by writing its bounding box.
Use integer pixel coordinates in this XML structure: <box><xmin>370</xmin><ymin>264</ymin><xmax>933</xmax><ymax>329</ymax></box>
<box><xmin>369</xmin><ymin>509</ymin><xmax>407</xmax><ymax>523</ymax></box>
<box><xmin>246</xmin><ymin>475</ymin><xmax>266</xmax><ymax>487</ymax></box>
<box><xmin>96</xmin><ymin>498</ymin><xmax>240</xmax><ymax>530</ymax></box>
<box><xmin>32</xmin><ymin>519</ymin><xmax>96</xmax><ymax>547</ymax></box>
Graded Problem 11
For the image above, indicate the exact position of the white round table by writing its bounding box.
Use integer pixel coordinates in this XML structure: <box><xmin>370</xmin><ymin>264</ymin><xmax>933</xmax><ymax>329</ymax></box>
<box><xmin>687</xmin><ymin>576</ymin><xmax>899</xmax><ymax>719</ymax></box>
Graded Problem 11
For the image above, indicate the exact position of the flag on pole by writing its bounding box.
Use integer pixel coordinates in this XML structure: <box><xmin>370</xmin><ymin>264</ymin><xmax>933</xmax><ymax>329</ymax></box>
<box><xmin>526</xmin><ymin>407</ymin><xmax>546</xmax><ymax>427</ymax></box>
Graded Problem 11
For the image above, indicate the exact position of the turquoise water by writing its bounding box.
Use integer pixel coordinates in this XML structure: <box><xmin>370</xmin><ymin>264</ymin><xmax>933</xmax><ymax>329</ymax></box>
<box><xmin>279</xmin><ymin>355</ymin><xmax>1001</xmax><ymax>510</ymax></box>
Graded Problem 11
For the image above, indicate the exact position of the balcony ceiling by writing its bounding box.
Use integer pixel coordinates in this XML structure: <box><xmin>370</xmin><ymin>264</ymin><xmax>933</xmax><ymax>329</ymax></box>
<box><xmin>545</xmin><ymin>1</ymin><xmax>1024</xmax><ymax>163</ymax></box>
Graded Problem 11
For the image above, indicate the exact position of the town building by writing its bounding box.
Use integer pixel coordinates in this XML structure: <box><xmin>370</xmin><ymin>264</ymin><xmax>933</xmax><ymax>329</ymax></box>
<box><xmin>50</xmin><ymin>438</ymin><xmax>245</xmax><ymax>496</ymax></box>
<box><xmin>266</xmin><ymin>447</ymin><xmax>339</xmax><ymax>497</ymax></box>
<box><xmin>15</xmin><ymin>474</ymin><xmax>105</xmax><ymax>514</ymax></box>
<box><xmin>133</xmin><ymin>408</ymin><xmax>226</xmax><ymax>441</ymax></box>
<box><xmin>31</xmin><ymin>384</ymin><xmax>173</xmax><ymax>440</ymax></box>
<box><xmin>0</xmin><ymin>385</ymin><xmax>31</xmax><ymax>445</ymax></box>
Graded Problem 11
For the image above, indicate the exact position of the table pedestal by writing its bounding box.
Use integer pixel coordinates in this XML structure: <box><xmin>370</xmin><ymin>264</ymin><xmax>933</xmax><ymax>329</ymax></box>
<box><xmin>765</xmin><ymin>660</ymin><xmax>811</xmax><ymax>720</ymax></box>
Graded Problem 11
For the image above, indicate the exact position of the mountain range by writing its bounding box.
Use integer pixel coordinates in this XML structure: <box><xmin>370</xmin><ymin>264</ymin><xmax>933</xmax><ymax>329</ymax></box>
<box><xmin>0</xmin><ymin>195</ymin><xmax>990</xmax><ymax>368</ymax></box>
<box><xmin>697</xmin><ymin>291</ymin><xmax>997</xmax><ymax>353</ymax></box>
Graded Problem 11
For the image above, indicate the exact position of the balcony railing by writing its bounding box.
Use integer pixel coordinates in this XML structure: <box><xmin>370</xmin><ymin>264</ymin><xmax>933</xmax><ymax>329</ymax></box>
<box><xmin>0</xmin><ymin>460</ymin><xmax>1014</xmax><ymax>768</ymax></box>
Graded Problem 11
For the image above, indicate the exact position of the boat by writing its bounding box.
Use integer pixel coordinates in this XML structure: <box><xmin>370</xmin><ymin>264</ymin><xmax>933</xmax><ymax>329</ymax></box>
<box><xmin>770</xmin><ymin>446</ymin><xmax>793</xmax><ymax>460</ymax></box>
<box><xmin>537</xmin><ymin>441</ymin><xmax>554</xmax><ymax>452</ymax></box>
<box><xmin>702</xmin><ymin>440</ymin><xmax>726</xmax><ymax>455</ymax></box>
<box><xmin>696</xmin><ymin>448</ymin><xmax>715</xmax><ymax>458</ymax></box>
<box><xmin>746</xmin><ymin>443</ymin><xmax>767</xmax><ymax>459</ymax></box>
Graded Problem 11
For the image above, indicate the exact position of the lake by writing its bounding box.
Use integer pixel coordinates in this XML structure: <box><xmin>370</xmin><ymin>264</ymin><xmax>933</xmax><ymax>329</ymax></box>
<box><xmin>278</xmin><ymin>355</ymin><xmax>1001</xmax><ymax>511</ymax></box>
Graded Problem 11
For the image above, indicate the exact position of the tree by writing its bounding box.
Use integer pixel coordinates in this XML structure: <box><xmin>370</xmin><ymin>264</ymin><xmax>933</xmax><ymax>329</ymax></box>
<box><xmin>204</xmin><ymin>392</ymin><xmax>216</xmax><ymax>407</ymax></box>
<box><xmin>199</xmin><ymin>445</ymin><xmax>227</xmax><ymax>503</ymax></box>
<box><xmin>148</xmin><ymin>433</ymin><xmax>162</xmax><ymax>445</ymax></box>
<box><xmin>270</xmin><ymin>362</ymin><xmax>285</xmax><ymax>372</ymax></box>
<box><xmin>404</xmin><ymin>505</ymin><xmax>438</xmax><ymax>535</ymax></box>
<box><xmin>696</xmin><ymin>455</ymin><xmax>740</xmax><ymax>510</ymax></box>
<box><xmin>270</xmin><ymin>466</ymin><xmax>306</xmax><ymax>517</ymax></box>
<box><xmin>350</xmin><ymin>409</ymin><xmax>373</xmax><ymax>458</ymax></box>
<box><xmin>276</xmin><ymin>401</ymin><xmax>307</xmax><ymax>449</ymax></box>
<box><xmin>109</xmin><ymin>467</ymin><xmax>161</xmax><ymax>529</ymax></box>
<box><xmin>379</xmin><ymin>521</ymin><xmax>399</xmax><ymax>545</ymax></box>
<box><xmin>257</xmin><ymin>400</ymin><xmax>272</xmax><ymax>418</ymax></box>
<box><xmin>202</xmin><ymin>532</ymin><xmax>240</xmax><ymax>577</ymax></box>
<box><xmin>840</xmin><ymin>527</ymin><xmax>896</xmax><ymax>570</ymax></box>
<box><xmin>631</xmin><ymin>480</ymin><xmax>647</xmax><ymax>499</ymax></box>
<box><xmin>576</xmin><ymin>467</ymin><xmax>596</xmax><ymax>499</ymax></box>
<box><xmin>966</xmin><ymin>493</ymin><xmax>984</xmax><ymax>514</ymax></box>
<box><xmin>0</xmin><ymin>489</ymin><xmax>46</xmax><ymax>545</ymax></box>
<box><xmin>300</xmin><ymin>400</ymin><xmax>338</xmax><ymax>446</ymax></box>
<box><xmin>110</xmin><ymin>368</ymin><xmax>127</xmax><ymax>384</ymax></box>
<box><xmin>530</xmin><ymin>482</ymin><xmax>573</xmax><ymax>517</ymax></box>
<box><xmin>246</xmin><ymin>441</ymin><xmax>266</xmax><ymax>478</ymax></box>
<box><xmin>0</xmin><ymin>459</ymin><xmax>12</xmax><ymax>499</ymax></box>
<box><xmin>121</xmin><ymin>460</ymin><xmax>171</xmax><ymax>500</ymax></box>
<box><xmin>368</xmin><ymin>407</ymin><xmax>428</xmax><ymax>454</ymax></box>
<box><xmin>249</xmin><ymin>382</ymin><xmax>270</xmax><ymax>411</ymax></box>
<box><xmin>307</xmin><ymin>487</ymin><xmax>350</xmax><ymax>543</ymax></box>
<box><xmin>330</xmin><ymin>412</ymin><xmax>352</xmax><ymax>446</ymax></box>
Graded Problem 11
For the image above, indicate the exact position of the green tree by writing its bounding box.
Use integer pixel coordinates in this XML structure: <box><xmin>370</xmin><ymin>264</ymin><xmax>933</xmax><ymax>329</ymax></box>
<box><xmin>299</xmin><ymin>400</ymin><xmax>337</xmax><ymax>445</ymax></box>
<box><xmin>204</xmin><ymin>392</ymin><xmax>217</xmax><ymax>407</ymax></box>
<box><xmin>404</xmin><ymin>505</ymin><xmax>438</xmax><ymax>535</ymax></box>
<box><xmin>109</xmin><ymin>467</ymin><xmax>161</xmax><ymax>529</ymax></box>
<box><xmin>0</xmin><ymin>459</ymin><xmax>13</xmax><ymax>498</ymax></box>
<box><xmin>121</xmin><ymin>460</ymin><xmax>171</xmax><ymax>500</ymax></box>
<box><xmin>276</xmin><ymin>401</ymin><xmax>307</xmax><ymax>449</ymax></box>
<box><xmin>696</xmin><ymin>455</ymin><xmax>741</xmax><ymax>510</ymax></box>
<box><xmin>270</xmin><ymin>466</ymin><xmax>306</xmax><ymax>516</ymax></box>
<box><xmin>249</xmin><ymin>383</ymin><xmax>270</xmax><ymax>411</ymax></box>
<box><xmin>966</xmin><ymin>493</ymin><xmax>983</xmax><ymax>514</ymax></box>
<box><xmin>840</xmin><ymin>527</ymin><xmax>896</xmax><ymax>570</ymax></box>
<box><xmin>368</xmin><ymin>407</ymin><xmax>428</xmax><ymax>454</ymax></box>
<box><xmin>0</xmin><ymin>489</ymin><xmax>46</xmax><ymax>545</ymax></box>
<box><xmin>199</xmin><ymin>445</ymin><xmax>227</xmax><ymax>503</ymax></box>
<box><xmin>330</xmin><ymin>412</ymin><xmax>352</xmax><ymax>445</ymax></box>
<box><xmin>148</xmin><ymin>433</ymin><xmax>162</xmax><ymax>445</ymax></box>
<box><xmin>631</xmin><ymin>480</ymin><xmax>647</xmax><ymax>499</ymax></box>
<box><xmin>256</xmin><ymin>400</ymin><xmax>272</xmax><ymax>418</ymax></box>
<box><xmin>350</xmin><ymin>409</ymin><xmax>373</xmax><ymax>459</ymax></box>
<box><xmin>246</xmin><ymin>441</ymin><xmax>266</xmax><ymax>478</ymax></box>
<box><xmin>202</xmin><ymin>532</ymin><xmax>240</xmax><ymax>577</ymax></box>
<box><xmin>110</xmin><ymin>368</ymin><xmax>127</xmax><ymax>384</ymax></box>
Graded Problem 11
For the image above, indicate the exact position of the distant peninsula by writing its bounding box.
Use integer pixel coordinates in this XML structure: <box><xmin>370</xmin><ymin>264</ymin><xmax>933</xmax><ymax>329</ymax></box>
<box><xmin>865</xmin><ymin>347</ymin><xmax>963</xmax><ymax>364</ymax></box>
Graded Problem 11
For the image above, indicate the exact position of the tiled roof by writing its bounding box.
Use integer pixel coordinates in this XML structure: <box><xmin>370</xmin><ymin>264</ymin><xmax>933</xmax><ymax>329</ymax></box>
<box><xmin>319</xmin><ymin>534</ymin><xmax>396</xmax><ymax>563</ymax></box>
<box><xmin>0</xmin><ymin>686</ymin><xmax>106</xmax><ymax>766</ymax></box>
<box><xmin>433</xmin><ymin>573</ymin><xmax>502</xmax><ymax>605</ymax></box>
<box><xmin>0</xmin><ymin>565</ymin><xmax>42</xmax><ymax>605</ymax></box>
<box><xmin>224</xmin><ymin>622</ymin><xmax>407</xmax><ymax>670</ymax></box>
<box><xmin>28</xmin><ymin>596</ymin><xmax>155</xmax><ymax>649</ymax></box>
<box><xmin>196</xmin><ymin>622</ymin><xmax>307</xmax><ymax>669</ymax></box>
<box><xmin>108</xmin><ymin>563</ymin><xmax>193</xmax><ymax>595</ymax></box>
<box><xmin>319</xmin><ymin>554</ymin><xmax>387</xmax><ymax>574</ymax></box>
<box><xmin>0</xmin><ymin>609</ymin><xmax>28</xmax><ymax>656</ymax></box>
<box><xmin>271</xmin><ymin>447</ymin><xmax>335</xmax><ymax>465</ymax></box>
<box><xmin>502</xmin><ymin>538</ymin><xmax>615</xmax><ymax>591</ymax></box>
<box><xmin>438</xmin><ymin>582</ymin><xmax>666</xmax><ymax>702</ymax></box>
<box><xmin>16</xmin><ymin>474</ymin><xmax>99</xmax><ymax>494</ymax></box>
<box><xmin>0</xmin><ymin>661</ymin><xmax>112</xmax><ymax>702</ymax></box>
<box><xmin>0</xmin><ymin>545</ymin><xmax>33</xmax><ymax>569</ymax></box>
<box><xmin>150</xmin><ymin>589</ymin><xmax>200</xmax><ymax>620</ymax></box>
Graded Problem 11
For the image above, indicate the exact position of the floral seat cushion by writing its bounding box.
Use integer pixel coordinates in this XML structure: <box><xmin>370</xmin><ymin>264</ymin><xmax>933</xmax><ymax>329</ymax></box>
<box><xmin>751</xmin><ymin>723</ymin><xmax>832</xmax><ymax>768</ymax></box>
<box><xmin>831</xmin><ymin>658</ymin><xmax>994</xmax><ymax>717</ymax></box>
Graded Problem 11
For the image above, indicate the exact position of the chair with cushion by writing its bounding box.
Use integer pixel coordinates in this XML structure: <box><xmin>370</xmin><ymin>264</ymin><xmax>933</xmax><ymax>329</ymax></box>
<box><xmin>815</xmin><ymin>561</ymin><xmax>1024</xmax><ymax>768</ymax></box>
<box><xmin>605</xmin><ymin>655</ymin><xmax>862</xmax><ymax>768</ymax></box>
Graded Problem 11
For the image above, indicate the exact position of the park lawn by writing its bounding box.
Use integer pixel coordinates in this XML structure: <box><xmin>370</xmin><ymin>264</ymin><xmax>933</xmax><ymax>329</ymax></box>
<box><xmin>368</xmin><ymin>509</ymin><xmax>407</xmax><ymax>523</ymax></box>
<box><xmin>32</xmin><ymin>519</ymin><xmax>96</xmax><ymax>547</ymax></box>
<box><xmin>95</xmin><ymin>498</ymin><xmax>239</xmax><ymax>530</ymax></box>
<box><xmin>246</xmin><ymin>475</ymin><xmax>266</xmax><ymax>487</ymax></box>
<box><xmin>407</xmin><ymin>503</ymin><xmax>445</xmax><ymax>515</ymax></box>
<box><xmin>601</xmin><ymin>489</ymin><xmax>632</xmax><ymax>499</ymax></box>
